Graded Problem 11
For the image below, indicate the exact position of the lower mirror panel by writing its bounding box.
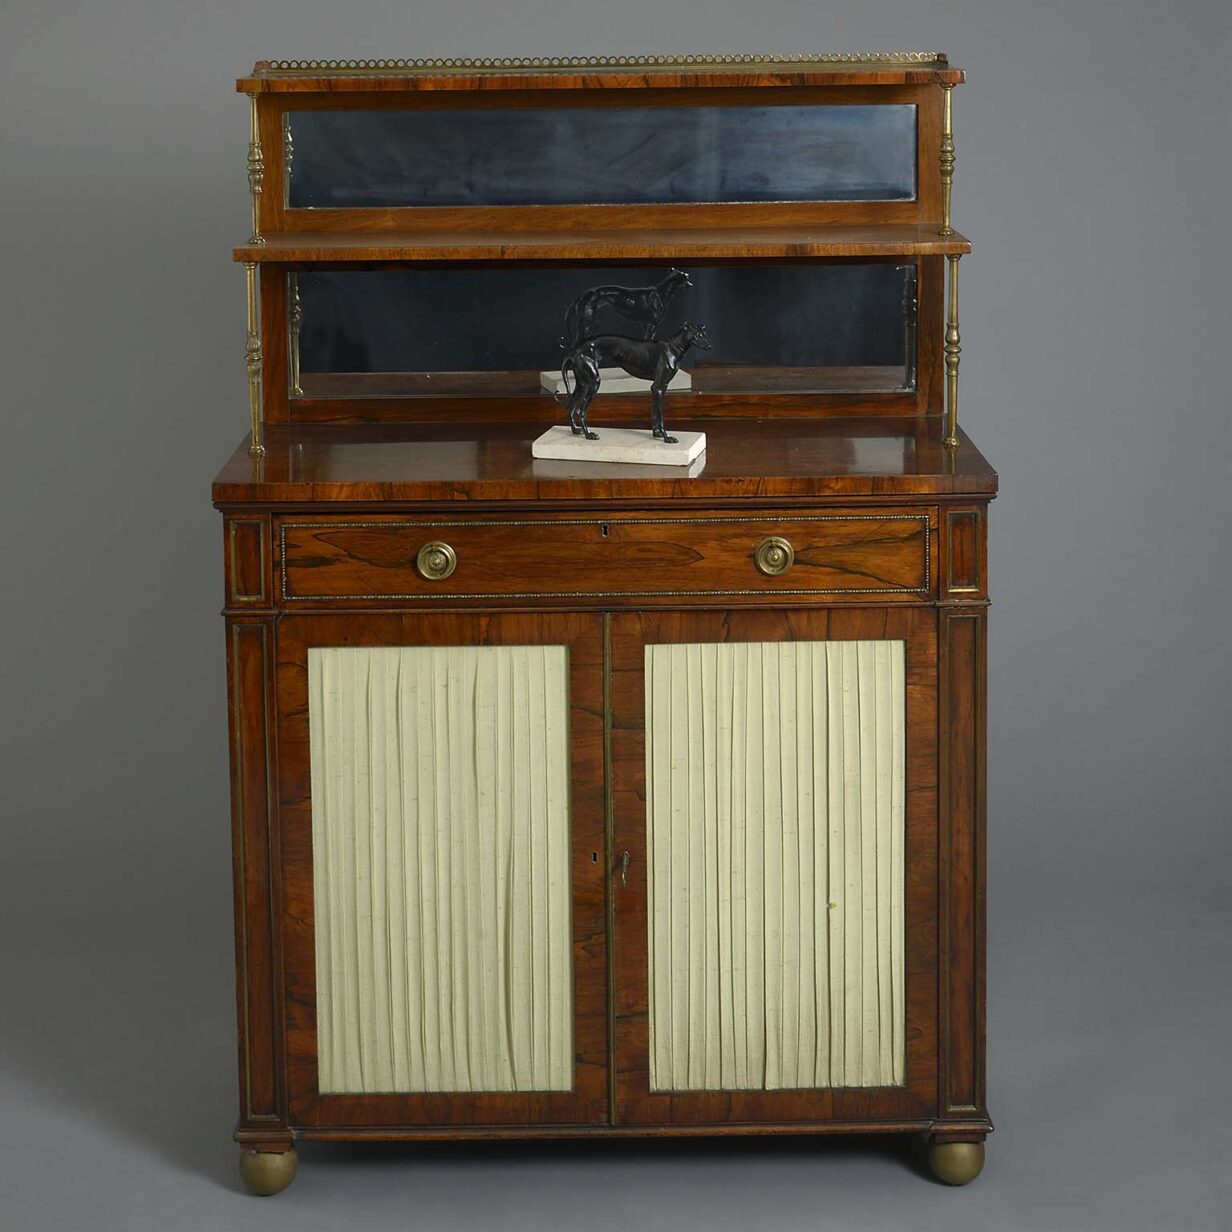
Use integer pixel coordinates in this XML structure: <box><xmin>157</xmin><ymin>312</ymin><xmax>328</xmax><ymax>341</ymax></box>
<box><xmin>292</xmin><ymin>263</ymin><xmax>918</xmax><ymax>401</ymax></box>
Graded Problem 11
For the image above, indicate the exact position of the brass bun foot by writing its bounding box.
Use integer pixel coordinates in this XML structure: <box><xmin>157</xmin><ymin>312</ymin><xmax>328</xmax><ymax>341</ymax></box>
<box><xmin>239</xmin><ymin>1147</ymin><xmax>299</xmax><ymax>1196</ymax></box>
<box><xmin>928</xmin><ymin>1139</ymin><xmax>985</xmax><ymax>1186</ymax></box>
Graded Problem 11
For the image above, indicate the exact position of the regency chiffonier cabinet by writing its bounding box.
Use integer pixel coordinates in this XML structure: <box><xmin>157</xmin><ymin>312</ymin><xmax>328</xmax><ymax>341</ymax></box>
<box><xmin>216</xmin><ymin>52</ymin><xmax>995</xmax><ymax>1195</ymax></box>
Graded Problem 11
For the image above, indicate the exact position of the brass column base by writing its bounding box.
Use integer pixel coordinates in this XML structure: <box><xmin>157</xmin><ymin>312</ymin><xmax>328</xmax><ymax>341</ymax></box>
<box><xmin>239</xmin><ymin>1146</ymin><xmax>299</xmax><ymax>1196</ymax></box>
<box><xmin>927</xmin><ymin>1139</ymin><xmax>985</xmax><ymax>1186</ymax></box>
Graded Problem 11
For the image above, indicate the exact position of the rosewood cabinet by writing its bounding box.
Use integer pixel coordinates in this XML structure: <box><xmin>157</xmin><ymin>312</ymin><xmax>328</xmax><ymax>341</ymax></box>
<box><xmin>217</xmin><ymin>53</ymin><xmax>995</xmax><ymax>1195</ymax></box>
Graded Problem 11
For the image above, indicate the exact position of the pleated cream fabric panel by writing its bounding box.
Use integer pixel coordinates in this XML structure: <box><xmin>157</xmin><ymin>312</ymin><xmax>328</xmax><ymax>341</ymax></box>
<box><xmin>308</xmin><ymin>645</ymin><xmax>573</xmax><ymax>1094</ymax></box>
<box><xmin>645</xmin><ymin>640</ymin><xmax>905</xmax><ymax>1091</ymax></box>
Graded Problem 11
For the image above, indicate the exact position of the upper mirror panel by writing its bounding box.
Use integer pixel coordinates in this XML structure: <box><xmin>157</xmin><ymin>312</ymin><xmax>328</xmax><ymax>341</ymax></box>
<box><xmin>286</xmin><ymin>104</ymin><xmax>917</xmax><ymax>208</ymax></box>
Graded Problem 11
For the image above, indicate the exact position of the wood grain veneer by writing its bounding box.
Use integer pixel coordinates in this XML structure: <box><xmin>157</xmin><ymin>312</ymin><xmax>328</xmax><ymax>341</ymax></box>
<box><xmin>213</xmin><ymin>418</ymin><xmax>997</xmax><ymax>507</ymax></box>
<box><xmin>277</xmin><ymin>510</ymin><xmax>933</xmax><ymax>607</ymax></box>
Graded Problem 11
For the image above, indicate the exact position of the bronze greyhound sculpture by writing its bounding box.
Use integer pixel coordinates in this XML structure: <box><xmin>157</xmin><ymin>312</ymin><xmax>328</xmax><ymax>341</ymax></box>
<box><xmin>560</xmin><ymin>322</ymin><xmax>711</xmax><ymax>444</ymax></box>
<box><xmin>560</xmin><ymin>269</ymin><xmax>692</xmax><ymax>350</ymax></box>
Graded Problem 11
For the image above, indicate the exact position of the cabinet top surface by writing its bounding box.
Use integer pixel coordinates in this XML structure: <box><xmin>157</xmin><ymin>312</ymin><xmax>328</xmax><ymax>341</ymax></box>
<box><xmin>239</xmin><ymin>52</ymin><xmax>963</xmax><ymax>92</ymax></box>
<box><xmin>213</xmin><ymin>418</ymin><xmax>996</xmax><ymax>506</ymax></box>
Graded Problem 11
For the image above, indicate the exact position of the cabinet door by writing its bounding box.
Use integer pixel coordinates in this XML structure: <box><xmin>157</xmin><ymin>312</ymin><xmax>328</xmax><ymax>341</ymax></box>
<box><xmin>610</xmin><ymin>609</ymin><xmax>938</xmax><ymax>1126</ymax></box>
<box><xmin>277</xmin><ymin>613</ymin><xmax>607</xmax><ymax>1128</ymax></box>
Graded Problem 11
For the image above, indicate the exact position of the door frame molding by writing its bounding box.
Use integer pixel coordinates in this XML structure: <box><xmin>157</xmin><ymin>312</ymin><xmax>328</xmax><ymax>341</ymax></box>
<box><xmin>275</xmin><ymin>611</ymin><xmax>608</xmax><ymax>1128</ymax></box>
<box><xmin>608</xmin><ymin>606</ymin><xmax>939</xmax><ymax>1125</ymax></box>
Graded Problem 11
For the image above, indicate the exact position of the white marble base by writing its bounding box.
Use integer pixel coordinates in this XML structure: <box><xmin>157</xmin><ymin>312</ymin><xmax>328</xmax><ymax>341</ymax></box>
<box><xmin>531</xmin><ymin>452</ymin><xmax>708</xmax><ymax>480</ymax></box>
<box><xmin>531</xmin><ymin>424</ymin><xmax>706</xmax><ymax>466</ymax></box>
<box><xmin>539</xmin><ymin>367</ymin><xmax>692</xmax><ymax>395</ymax></box>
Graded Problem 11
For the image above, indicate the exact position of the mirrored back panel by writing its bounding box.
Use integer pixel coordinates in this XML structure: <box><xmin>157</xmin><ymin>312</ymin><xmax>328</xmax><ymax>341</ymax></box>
<box><xmin>293</xmin><ymin>263</ymin><xmax>918</xmax><ymax>401</ymax></box>
<box><xmin>287</xmin><ymin>105</ymin><xmax>917</xmax><ymax>209</ymax></box>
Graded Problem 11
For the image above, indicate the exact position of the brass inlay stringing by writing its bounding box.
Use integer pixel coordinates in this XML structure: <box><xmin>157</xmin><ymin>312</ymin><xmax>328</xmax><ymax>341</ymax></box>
<box><xmin>601</xmin><ymin>613</ymin><xmax>616</xmax><ymax>1118</ymax></box>
<box><xmin>945</xmin><ymin>510</ymin><xmax>981</xmax><ymax>595</ymax></box>
<box><xmin>246</xmin><ymin>95</ymin><xmax>265</xmax><ymax>245</ymax></box>
<box><xmin>229</xmin><ymin>623</ymin><xmax>278</xmax><ymax>1123</ymax></box>
<box><xmin>245</xmin><ymin>261</ymin><xmax>264</xmax><ymax>457</ymax></box>
<box><xmin>939</xmin><ymin>83</ymin><xmax>956</xmax><ymax>237</ymax></box>
<box><xmin>229</xmin><ymin>519</ymin><xmax>268</xmax><ymax>604</ymax></box>
<box><xmin>229</xmin><ymin>624</ymin><xmax>255</xmax><ymax>1118</ymax></box>
<box><xmin>288</xmin><ymin>273</ymin><xmax>303</xmax><ymax>397</ymax></box>
<box><xmin>944</xmin><ymin>254</ymin><xmax>962</xmax><ymax>448</ymax></box>
<box><xmin>258</xmin><ymin>52</ymin><xmax>945</xmax><ymax>73</ymax></box>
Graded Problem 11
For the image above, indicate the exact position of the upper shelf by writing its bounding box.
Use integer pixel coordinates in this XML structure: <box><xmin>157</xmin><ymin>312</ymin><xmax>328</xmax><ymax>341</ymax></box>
<box><xmin>238</xmin><ymin>52</ymin><xmax>964</xmax><ymax>93</ymax></box>
<box><xmin>233</xmin><ymin>225</ymin><xmax>971</xmax><ymax>264</ymax></box>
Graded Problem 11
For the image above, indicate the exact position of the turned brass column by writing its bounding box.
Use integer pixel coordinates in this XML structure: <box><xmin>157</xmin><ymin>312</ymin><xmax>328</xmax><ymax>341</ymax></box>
<box><xmin>245</xmin><ymin>261</ymin><xmax>264</xmax><ymax>457</ymax></box>
<box><xmin>939</xmin><ymin>83</ymin><xmax>956</xmax><ymax>237</ymax></box>
<box><xmin>902</xmin><ymin>265</ymin><xmax>918</xmax><ymax>391</ymax></box>
<box><xmin>246</xmin><ymin>95</ymin><xmax>265</xmax><ymax>245</ymax></box>
<box><xmin>282</xmin><ymin>110</ymin><xmax>294</xmax><ymax>183</ymax></box>
<box><xmin>289</xmin><ymin>273</ymin><xmax>303</xmax><ymax>397</ymax></box>
<box><xmin>943</xmin><ymin>254</ymin><xmax>962</xmax><ymax>448</ymax></box>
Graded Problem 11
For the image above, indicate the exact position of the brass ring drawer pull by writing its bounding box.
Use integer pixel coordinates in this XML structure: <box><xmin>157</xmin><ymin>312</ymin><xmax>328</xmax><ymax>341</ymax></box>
<box><xmin>754</xmin><ymin>536</ymin><xmax>795</xmax><ymax>577</ymax></box>
<box><xmin>416</xmin><ymin>541</ymin><xmax>458</xmax><ymax>581</ymax></box>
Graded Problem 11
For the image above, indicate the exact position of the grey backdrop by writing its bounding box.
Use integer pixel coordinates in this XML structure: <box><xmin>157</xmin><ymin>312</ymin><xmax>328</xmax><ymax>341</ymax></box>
<box><xmin>2</xmin><ymin>2</ymin><xmax>1229</xmax><ymax>1229</ymax></box>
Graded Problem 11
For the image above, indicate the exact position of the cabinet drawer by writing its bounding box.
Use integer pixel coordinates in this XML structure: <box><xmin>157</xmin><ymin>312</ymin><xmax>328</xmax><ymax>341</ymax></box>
<box><xmin>279</xmin><ymin>511</ymin><xmax>933</xmax><ymax>605</ymax></box>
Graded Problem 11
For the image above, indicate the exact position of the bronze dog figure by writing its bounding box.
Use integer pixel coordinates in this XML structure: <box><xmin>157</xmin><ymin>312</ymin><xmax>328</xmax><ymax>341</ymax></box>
<box><xmin>560</xmin><ymin>322</ymin><xmax>711</xmax><ymax>444</ymax></box>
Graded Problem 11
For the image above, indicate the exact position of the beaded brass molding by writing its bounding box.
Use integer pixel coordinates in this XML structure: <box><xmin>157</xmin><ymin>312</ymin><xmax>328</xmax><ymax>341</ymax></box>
<box><xmin>287</xmin><ymin>584</ymin><xmax>929</xmax><ymax>602</ymax></box>
<box><xmin>256</xmin><ymin>52</ymin><xmax>945</xmax><ymax>73</ymax></box>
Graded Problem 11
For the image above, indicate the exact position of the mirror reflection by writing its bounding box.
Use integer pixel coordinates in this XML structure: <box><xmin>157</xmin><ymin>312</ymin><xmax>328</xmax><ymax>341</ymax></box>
<box><xmin>291</xmin><ymin>263</ymin><xmax>918</xmax><ymax>400</ymax></box>
<box><xmin>286</xmin><ymin>105</ymin><xmax>917</xmax><ymax>208</ymax></box>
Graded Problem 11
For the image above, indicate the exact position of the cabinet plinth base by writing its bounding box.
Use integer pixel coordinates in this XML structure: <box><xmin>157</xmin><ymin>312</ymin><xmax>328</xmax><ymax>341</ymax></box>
<box><xmin>927</xmin><ymin>1138</ymin><xmax>985</xmax><ymax>1185</ymax></box>
<box><xmin>239</xmin><ymin>1147</ymin><xmax>299</xmax><ymax>1196</ymax></box>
